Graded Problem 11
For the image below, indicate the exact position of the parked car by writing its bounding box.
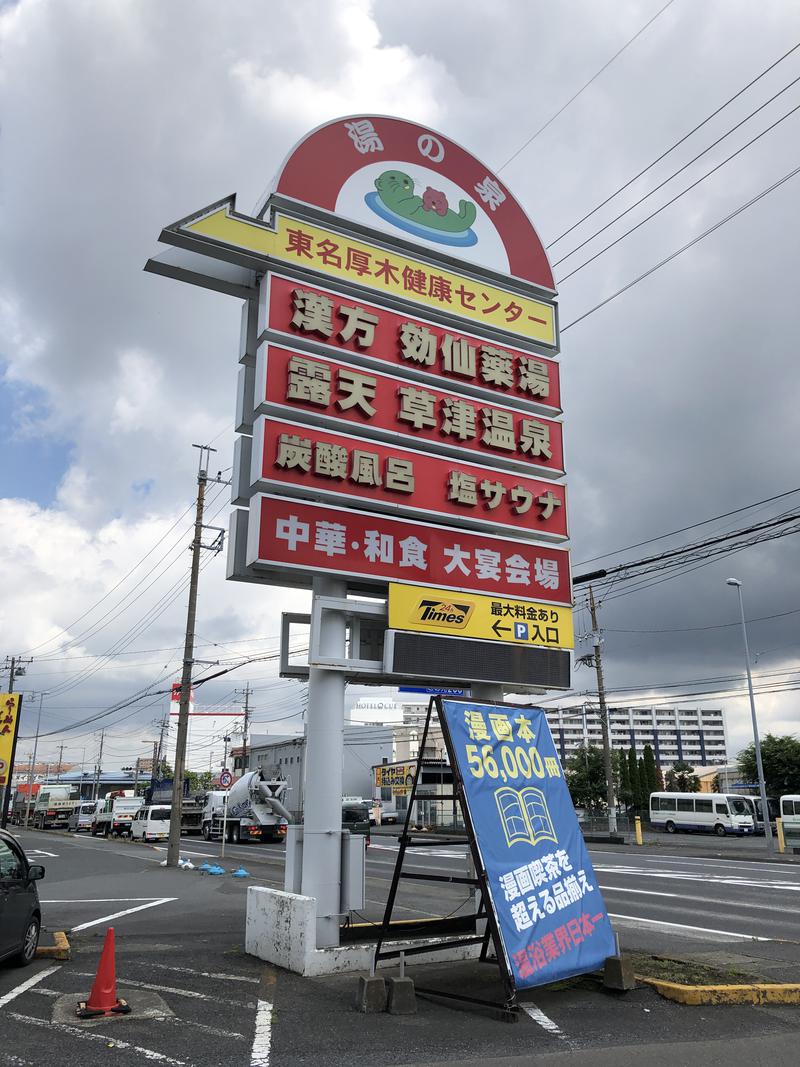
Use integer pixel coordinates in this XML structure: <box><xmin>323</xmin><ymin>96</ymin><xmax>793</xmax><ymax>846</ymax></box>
<box><xmin>67</xmin><ymin>800</ymin><xmax>100</xmax><ymax>833</ymax></box>
<box><xmin>0</xmin><ymin>829</ymin><xmax>45</xmax><ymax>967</ymax></box>
<box><xmin>342</xmin><ymin>801</ymin><xmax>371</xmax><ymax>848</ymax></box>
<box><xmin>131</xmin><ymin>805</ymin><xmax>171</xmax><ymax>843</ymax></box>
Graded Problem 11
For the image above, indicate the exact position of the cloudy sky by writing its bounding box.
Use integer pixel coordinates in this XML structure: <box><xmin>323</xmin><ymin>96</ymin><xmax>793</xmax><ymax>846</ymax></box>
<box><xmin>2</xmin><ymin>0</ymin><xmax>800</xmax><ymax>776</ymax></box>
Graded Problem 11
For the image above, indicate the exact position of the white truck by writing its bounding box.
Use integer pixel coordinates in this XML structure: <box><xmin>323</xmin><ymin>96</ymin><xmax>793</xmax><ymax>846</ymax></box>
<box><xmin>32</xmin><ymin>785</ymin><xmax>77</xmax><ymax>830</ymax></box>
<box><xmin>92</xmin><ymin>791</ymin><xmax>143</xmax><ymax>837</ymax></box>
<box><xmin>201</xmin><ymin>770</ymin><xmax>292</xmax><ymax>844</ymax></box>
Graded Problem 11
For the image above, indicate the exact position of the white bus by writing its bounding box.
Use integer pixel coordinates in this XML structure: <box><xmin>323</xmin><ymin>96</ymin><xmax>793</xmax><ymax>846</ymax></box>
<box><xmin>779</xmin><ymin>795</ymin><xmax>800</xmax><ymax>837</ymax></box>
<box><xmin>649</xmin><ymin>792</ymin><xmax>754</xmax><ymax>836</ymax></box>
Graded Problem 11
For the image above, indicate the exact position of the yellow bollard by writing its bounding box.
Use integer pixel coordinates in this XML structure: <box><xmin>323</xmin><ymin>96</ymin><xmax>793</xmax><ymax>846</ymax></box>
<box><xmin>634</xmin><ymin>815</ymin><xmax>643</xmax><ymax>846</ymax></box>
<box><xmin>776</xmin><ymin>817</ymin><xmax>786</xmax><ymax>854</ymax></box>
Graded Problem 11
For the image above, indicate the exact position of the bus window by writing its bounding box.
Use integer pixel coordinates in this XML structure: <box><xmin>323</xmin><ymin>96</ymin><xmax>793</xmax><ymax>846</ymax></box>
<box><xmin>727</xmin><ymin>796</ymin><xmax>749</xmax><ymax>816</ymax></box>
<box><xmin>714</xmin><ymin>800</ymin><xmax>728</xmax><ymax>815</ymax></box>
<box><xmin>677</xmin><ymin>798</ymin><xmax>694</xmax><ymax>812</ymax></box>
<box><xmin>661</xmin><ymin>797</ymin><xmax>676</xmax><ymax>811</ymax></box>
<box><xmin>695</xmin><ymin>798</ymin><xmax>712</xmax><ymax>813</ymax></box>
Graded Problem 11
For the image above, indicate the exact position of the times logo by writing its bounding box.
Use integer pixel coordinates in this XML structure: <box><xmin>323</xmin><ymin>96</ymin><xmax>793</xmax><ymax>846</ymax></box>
<box><xmin>416</xmin><ymin>598</ymin><xmax>474</xmax><ymax>627</ymax></box>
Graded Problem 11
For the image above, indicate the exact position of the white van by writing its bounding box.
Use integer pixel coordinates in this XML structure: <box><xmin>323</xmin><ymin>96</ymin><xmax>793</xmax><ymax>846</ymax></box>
<box><xmin>131</xmin><ymin>805</ymin><xmax>171</xmax><ymax>843</ymax></box>
<box><xmin>650</xmin><ymin>792</ymin><xmax>754</xmax><ymax>836</ymax></box>
<box><xmin>779</xmin><ymin>795</ymin><xmax>800</xmax><ymax>837</ymax></box>
<box><xmin>67</xmin><ymin>800</ymin><xmax>100</xmax><ymax>833</ymax></box>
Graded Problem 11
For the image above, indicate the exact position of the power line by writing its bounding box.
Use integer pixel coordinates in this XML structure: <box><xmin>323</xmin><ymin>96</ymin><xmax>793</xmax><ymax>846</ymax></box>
<box><xmin>556</xmin><ymin>93</ymin><xmax>800</xmax><ymax>282</ymax></box>
<box><xmin>498</xmin><ymin>0</ymin><xmax>676</xmax><ymax>171</ymax></box>
<box><xmin>575</xmin><ymin>485</ymin><xmax>800</xmax><ymax>566</ymax></box>
<box><xmin>19</xmin><ymin>499</ymin><xmax>197</xmax><ymax>657</ymax></box>
<box><xmin>548</xmin><ymin>39</ymin><xmax>800</xmax><ymax>247</ymax></box>
<box><xmin>605</xmin><ymin>606</ymin><xmax>800</xmax><ymax>633</ymax></box>
<box><xmin>561</xmin><ymin>160</ymin><xmax>800</xmax><ymax>332</ymax></box>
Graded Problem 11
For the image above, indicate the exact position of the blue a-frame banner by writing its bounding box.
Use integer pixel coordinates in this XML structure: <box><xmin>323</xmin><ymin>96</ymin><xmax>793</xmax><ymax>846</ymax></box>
<box><xmin>440</xmin><ymin>699</ymin><xmax>616</xmax><ymax>989</ymax></box>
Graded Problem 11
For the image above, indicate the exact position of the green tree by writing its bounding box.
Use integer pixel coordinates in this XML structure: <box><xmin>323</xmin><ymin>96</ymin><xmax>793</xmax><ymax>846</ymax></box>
<box><xmin>642</xmin><ymin>744</ymin><xmax>659</xmax><ymax>798</ymax></box>
<box><xmin>737</xmin><ymin>734</ymin><xmax>800</xmax><ymax>797</ymax></box>
<box><xmin>187</xmin><ymin>770</ymin><xmax>213</xmax><ymax>794</ymax></box>
<box><xmin>617</xmin><ymin>749</ymin><xmax>632</xmax><ymax>808</ymax></box>
<box><xmin>665</xmin><ymin>761</ymin><xmax>700</xmax><ymax>792</ymax></box>
<box><xmin>628</xmin><ymin>747</ymin><xmax>641</xmax><ymax>810</ymax></box>
<box><xmin>565</xmin><ymin>745</ymin><xmax>608</xmax><ymax>812</ymax></box>
<box><xmin>655</xmin><ymin>763</ymin><xmax>665</xmax><ymax>791</ymax></box>
<box><xmin>637</xmin><ymin>756</ymin><xmax>648</xmax><ymax>809</ymax></box>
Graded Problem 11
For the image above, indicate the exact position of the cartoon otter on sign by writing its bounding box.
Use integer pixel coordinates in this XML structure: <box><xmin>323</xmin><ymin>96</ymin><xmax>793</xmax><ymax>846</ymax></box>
<box><xmin>373</xmin><ymin>170</ymin><xmax>477</xmax><ymax>234</ymax></box>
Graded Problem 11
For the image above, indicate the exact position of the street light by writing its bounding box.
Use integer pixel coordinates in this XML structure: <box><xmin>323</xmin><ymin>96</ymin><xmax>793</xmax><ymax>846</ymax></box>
<box><xmin>726</xmin><ymin>578</ymin><xmax>774</xmax><ymax>852</ymax></box>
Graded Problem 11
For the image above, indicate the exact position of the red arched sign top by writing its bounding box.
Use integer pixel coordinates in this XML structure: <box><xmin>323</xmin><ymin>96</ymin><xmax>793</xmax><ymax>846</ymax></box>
<box><xmin>270</xmin><ymin>115</ymin><xmax>555</xmax><ymax>293</ymax></box>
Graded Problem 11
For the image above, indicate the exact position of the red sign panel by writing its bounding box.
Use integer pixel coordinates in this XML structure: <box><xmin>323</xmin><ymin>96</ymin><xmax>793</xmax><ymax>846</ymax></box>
<box><xmin>254</xmin><ymin>417</ymin><xmax>568</xmax><ymax>540</ymax></box>
<box><xmin>272</xmin><ymin>116</ymin><xmax>555</xmax><ymax>290</ymax></box>
<box><xmin>258</xmin><ymin>344</ymin><xmax>564</xmax><ymax>476</ymax></box>
<box><xmin>264</xmin><ymin>273</ymin><xmax>561</xmax><ymax>414</ymax></box>
<box><xmin>249</xmin><ymin>495</ymin><xmax>572</xmax><ymax>605</ymax></box>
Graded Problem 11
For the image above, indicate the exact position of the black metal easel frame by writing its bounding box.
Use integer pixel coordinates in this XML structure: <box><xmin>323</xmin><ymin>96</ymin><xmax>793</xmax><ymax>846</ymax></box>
<box><xmin>373</xmin><ymin>696</ymin><xmax>520</xmax><ymax>1022</ymax></box>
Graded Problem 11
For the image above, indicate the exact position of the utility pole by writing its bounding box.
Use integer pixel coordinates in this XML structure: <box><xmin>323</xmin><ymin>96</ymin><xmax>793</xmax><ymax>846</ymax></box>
<box><xmin>152</xmin><ymin>740</ymin><xmax>159</xmax><ymax>781</ymax></box>
<box><xmin>155</xmin><ymin>715</ymin><xmax>168</xmax><ymax>779</ymax></box>
<box><xmin>589</xmin><ymin>587</ymin><xmax>617</xmax><ymax>834</ymax></box>
<box><xmin>167</xmin><ymin>444</ymin><xmax>217</xmax><ymax>868</ymax></box>
<box><xmin>237</xmin><ymin>683</ymin><xmax>251</xmax><ymax>775</ymax></box>
<box><xmin>56</xmin><ymin>743</ymin><xmax>64</xmax><ymax>782</ymax></box>
<box><xmin>3</xmin><ymin>655</ymin><xmax>33</xmax><ymax>693</ymax></box>
<box><xmin>25</xmin><ymin>692</ymin><xmax>44</xmax><ymax>827</ymax></box>
<box><xmin>92</xmin><ymin>729</ymin><xmax>105</xmax><ymax>801</ymax></box>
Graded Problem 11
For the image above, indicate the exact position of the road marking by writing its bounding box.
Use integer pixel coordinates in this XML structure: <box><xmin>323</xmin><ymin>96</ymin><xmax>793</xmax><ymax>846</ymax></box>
<box><xmin>0</xmin><ymin>966</ymin><xmax>61</xmax><ymax>1009</ymax></box>
<box><xmin>595</xmin><ymin>866</ymin><xmax>800</xmax><ymax>892</ymax></box>
<box><xmin>156</xmin><ymin>1017</ymin><xmax>247</xmax><ymax>1040</ymax></box>
<box><xmin>71</xmin><ymin>973</ymin><xmax>255</xmax><ymax>1007</ymax></box>
<box><xmin>7</xmin><ymin>1013</ymin><xmax>186</xmax><ymax>1064</ymax></box>
<box><xmin>24</xmin><ymin>850</ymin><xmax>58</xmax><ymax>857</ymax></box>
<box><xmin>150</xmin><ymin>962</ymin><xmax>259</xmax><ymax>984</ymax></box>
<box><xmin>42</xmin><ymin>897</ymin><xmax>163</xmax><ymax>903</ymax></box>
<box><xmin>600</xmin><ymin>883</ymin><xmax>800</xmax><ymax>916</ymax></box>
<box><xmin>251</xmin><ymin>1000</ymin><xmax>273</xmax><ymax>1066</ymax></box>
<box><xmin>521</xmin><ymin>1002</ymin><xmax>567</xmax><ymax>1038</ymax></box>
<box><xmin>608</xmin><ymin>913</ymin><xmax>771</xmax><ymax>940</ymax></box>
<box><xmin>70</xmin><ymin>897</ymin><xmax>177</xmax><ymax>931</ymax></box>
<box><xmin>29</xmin><ymin>987</ymin><xmax>59</xmax><ymax>997</ymax></box>
<box><xmin>589</xmin><ymin>848</ymin><xmax>800</xmax><ymax>877</ymax></box>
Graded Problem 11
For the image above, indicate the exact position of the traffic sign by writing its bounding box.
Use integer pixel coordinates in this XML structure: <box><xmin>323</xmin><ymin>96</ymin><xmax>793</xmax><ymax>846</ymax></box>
<box><xmin>219</xmin><ymin>769</ymin><xmax>233</xmax><ymax>788</ymax></box>
<box><xmin>388</xmin><ymin>584</ymin><xmax>574</xmax><ymax>649</ymax></box>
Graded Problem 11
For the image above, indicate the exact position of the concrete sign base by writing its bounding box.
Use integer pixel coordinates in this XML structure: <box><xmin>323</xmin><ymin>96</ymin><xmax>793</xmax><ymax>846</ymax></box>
<box><xmin>245</xmin><ymin>886</ymin><xmax>482</xmax><ymax>977</ymax></box>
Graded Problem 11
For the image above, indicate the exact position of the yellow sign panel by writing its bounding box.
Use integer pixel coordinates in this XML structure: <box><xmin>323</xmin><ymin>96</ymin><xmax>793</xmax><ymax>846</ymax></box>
<box><xmin>375</xmin><ymin>762</ymin><xmax>417</xmax><ymax>796</ymax></box>
<box><xmin>389</xmin><ymin>585</ymin><xmax>574</xmax><ymax>650</ymax></box>
<box><xmin>0</xmin><ymin>693</ymin><xmax>21</xmax><ymax>788</ymax></box>
<box><xmin>185</xmin><ymin>207</ymin><xmax>557</xmax><ymax>347</ymax></box>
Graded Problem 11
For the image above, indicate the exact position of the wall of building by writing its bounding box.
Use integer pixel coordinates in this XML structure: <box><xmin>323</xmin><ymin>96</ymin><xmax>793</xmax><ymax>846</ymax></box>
<box><xmin>545</xmin><ymin>706</ymin><xmax>727</xmax><ymax>769</ymax></box>
<box><xmin>248</xmin><ymin>725</ymin><xmax>394</xmax><ymax>818</ymax></box>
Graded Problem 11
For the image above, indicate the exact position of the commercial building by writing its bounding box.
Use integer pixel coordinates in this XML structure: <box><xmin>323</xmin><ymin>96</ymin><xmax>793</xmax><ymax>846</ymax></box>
<box><xmin>246</xmin><ymin>725</ymin><xmax>394</xmax><ymax>818</ymax></box>
<box><xmin>544</xmin><ymin>706</ymin><xmax>728</xmax><ymax>769</ymax></box>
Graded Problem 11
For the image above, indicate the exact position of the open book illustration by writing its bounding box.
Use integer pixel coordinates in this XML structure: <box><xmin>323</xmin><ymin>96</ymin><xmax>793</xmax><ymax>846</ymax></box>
<box><xmin>495</xmin><ymin>786</ymin><xmax>558</xmax><ymax>849</ymax></box>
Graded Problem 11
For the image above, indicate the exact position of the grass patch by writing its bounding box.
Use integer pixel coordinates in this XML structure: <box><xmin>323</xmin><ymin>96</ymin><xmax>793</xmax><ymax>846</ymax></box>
<box><xmin>628</xmin><ymin>952</ymin><xmax>760</xmax><ymax>986</ymax></box>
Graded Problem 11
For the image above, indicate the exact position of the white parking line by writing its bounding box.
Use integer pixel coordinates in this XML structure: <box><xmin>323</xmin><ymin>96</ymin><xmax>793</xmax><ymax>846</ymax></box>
<box><xmin>7</xmin><ymin>1013</ymin><xmax>185</xmax><ymax>1065</ymax></box>
<box><xmin>0</xmin><ymin>967</ymin><xmax>61</xmax><ymax>1009</ymax></box>
<box><xmin>70</xmin><ymin>897</ymin><xmax>177</xmax><ymax>931</ymax></box>
<box><xmin>608</xmin><ymin>913</ymin><xmax>772</xmax><ymax>940</ymax></box>
<box><xmin>149</xmin><ymin>962</ymin><xmax>259</xmax><ymax>984</ymax></box>
<box><xmin>42</xmin><ymin>897</ymin><xmax>162</xmax><ymax>903</ymax></box>
<box><xmin>521</xmin><ymin>1002</ymin><xmax>567</xmax><ymax>1038</ymax></box>
<box><xmin>71</xmin><ymin>973</ymin><xmax>255</xmax><ymax>1007</ymax></box>
<box><xmin>251</xmin><ymin>999</ymin><xmax>272</xmax><ymax>1066</ymax></box>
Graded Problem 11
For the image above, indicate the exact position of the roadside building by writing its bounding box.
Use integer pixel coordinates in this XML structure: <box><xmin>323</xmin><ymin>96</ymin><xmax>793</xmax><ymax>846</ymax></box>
<box><xmin>246</xmin><ymin>725</ymin><xmax>394</xmax><ymax>819</ymax></box>
<box><xmin>545</xmin><ymin>706</ymin><xmax>728</xmax><ymax>769</ymax></box>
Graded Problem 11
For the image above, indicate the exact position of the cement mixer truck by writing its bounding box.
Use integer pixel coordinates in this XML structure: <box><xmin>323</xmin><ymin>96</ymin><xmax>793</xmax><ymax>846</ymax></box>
<box><xmin>201</xmin><ymin>770</ymin><xmax>292</xmax><ymax>844</ymax></box>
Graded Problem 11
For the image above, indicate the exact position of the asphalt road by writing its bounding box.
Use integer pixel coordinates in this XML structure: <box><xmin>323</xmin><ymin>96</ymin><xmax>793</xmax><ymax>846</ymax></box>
<box><xmin>1</xmin><ymin>827</ymin><xmax>799</xmax><ymax>1066</ymax></box>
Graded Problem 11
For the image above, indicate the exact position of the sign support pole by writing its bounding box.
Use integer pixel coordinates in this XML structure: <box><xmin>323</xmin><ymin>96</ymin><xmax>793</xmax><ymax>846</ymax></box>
<box><xmin>301</xmin><ymin>575</ymin><xmax>347</xmax><ymax>948</ymax></box>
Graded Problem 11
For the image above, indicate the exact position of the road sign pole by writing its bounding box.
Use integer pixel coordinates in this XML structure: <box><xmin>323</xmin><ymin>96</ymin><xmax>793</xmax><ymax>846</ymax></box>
<box><xmin>301</xmin><ymin>575</ymin><xmax>347</xmax><ymax>949</ymax></box>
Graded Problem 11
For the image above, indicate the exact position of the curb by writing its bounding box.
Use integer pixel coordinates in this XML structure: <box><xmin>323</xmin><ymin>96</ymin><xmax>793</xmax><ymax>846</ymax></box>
<box><xmin>36</xmin><ymin>930</ymin><xmax>71</xmax><ymax>961</ymax></box>
<box><xmin>636</xmin><ymin>975</ymin><xmax>800</xmax><ymax>1004</ymax></box>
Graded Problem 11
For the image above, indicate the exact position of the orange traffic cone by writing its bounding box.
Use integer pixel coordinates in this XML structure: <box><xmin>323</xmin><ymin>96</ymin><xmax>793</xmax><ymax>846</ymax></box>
<box><xmin>76</xmin><ymin>927</ymin><xmax>131</xmax><ymax>1018</ymax></box>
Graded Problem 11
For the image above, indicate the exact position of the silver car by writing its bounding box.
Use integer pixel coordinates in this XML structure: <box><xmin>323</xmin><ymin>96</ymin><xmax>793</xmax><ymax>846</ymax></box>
<box><xmin>67</xmin><ymin>800</ymin><xmax>99</xmax><ymax>832</ymax></box>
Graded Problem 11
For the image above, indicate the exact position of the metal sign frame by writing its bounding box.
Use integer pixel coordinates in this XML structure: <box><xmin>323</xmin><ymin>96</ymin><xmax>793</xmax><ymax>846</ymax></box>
<box><xmin>373</xmin><ymin>696</ymin><xmax>520</xmax><ymax>1022</ymax></box>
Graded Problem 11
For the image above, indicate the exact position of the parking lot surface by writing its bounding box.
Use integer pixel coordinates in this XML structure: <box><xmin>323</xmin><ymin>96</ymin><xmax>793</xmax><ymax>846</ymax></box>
<box><xmin>1</xmin><ymin>827</ymin><xmax>799</xmax><ymax>1066</ymax></box>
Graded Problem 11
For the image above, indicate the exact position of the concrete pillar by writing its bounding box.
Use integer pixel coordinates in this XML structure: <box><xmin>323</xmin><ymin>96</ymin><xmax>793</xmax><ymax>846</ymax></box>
<box><xmin>301</xmin><ymin>576</ymin><xmax>347</xmax><ymax>948</ymax></box>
